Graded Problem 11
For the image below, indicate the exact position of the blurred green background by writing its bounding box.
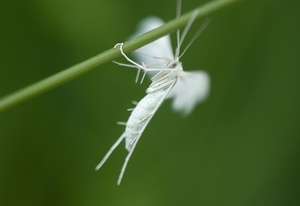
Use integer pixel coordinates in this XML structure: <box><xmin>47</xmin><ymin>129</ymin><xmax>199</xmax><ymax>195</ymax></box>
<box><xmin>1</xmin><ymin>0</ymin><xmax>299</xmax><ymax>205</ymax></box>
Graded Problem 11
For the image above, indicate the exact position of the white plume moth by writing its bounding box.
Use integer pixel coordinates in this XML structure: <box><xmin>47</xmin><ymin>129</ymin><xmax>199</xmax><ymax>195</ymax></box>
<box><xmin>96</xmin><ymin>5</ymin><xmax>210</xmax><ymax>185</ymax></box>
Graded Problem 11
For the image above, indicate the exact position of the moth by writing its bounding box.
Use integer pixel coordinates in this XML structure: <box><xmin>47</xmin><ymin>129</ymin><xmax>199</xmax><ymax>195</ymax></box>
<box><xmin>96</xmin><ymin>10</ymin><xmax>210</xmax><ymax>185</ymax></box>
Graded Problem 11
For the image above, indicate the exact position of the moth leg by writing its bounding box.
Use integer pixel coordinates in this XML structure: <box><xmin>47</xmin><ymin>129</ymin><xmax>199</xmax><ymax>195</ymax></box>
<box><xmin>115</xmin><ymin>43</ymin><xmax>166</xmax><ymax>83</ymax></box>
<box><xmin>95</xmin><ymin>132</ymin><xmax>126</xmax><ymax>171</ymax></box>
<box><xmin>117</xmin><ymin>131</ymin><xmax>142</xmax><ymax>185</ymax></box>
<box><xmin>114</xmin><ymin>43</ymin><xmax>145</xmax><ymax>70</ymax></box>
<box><xmin>117</xmin><ymin>121</ymin><xmax>127</xmax><ymax>126</ymax></box>
<box><xmin>131</xmin><ymin>100</ymin><xmax>139</xmax><ymax>105</ymax></box>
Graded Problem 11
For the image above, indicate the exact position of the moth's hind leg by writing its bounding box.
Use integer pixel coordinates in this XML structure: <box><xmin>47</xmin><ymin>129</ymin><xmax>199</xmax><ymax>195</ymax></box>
<box><xmin>117</xmin><ymin>131</ymin><xmax>143</xmax><ymax>185</ymax></box>
<box><xmin>114</xmin><ymin>43</ymin><xmax>146</xmax><ymax>83</ymax></box>
<box><xmin>114</xmin><ymin>43</ymin><xmax>162</xmax><ymax>84</ymax></box>
<box><xmin>95</xmin><ymin>132</ymin><xmax>126</xmax><ymax>171</ymax></box>
<box><xmin>114</xmin><ymin>43</ymin><xmax>144</xmax><ymax>69</ymax></box>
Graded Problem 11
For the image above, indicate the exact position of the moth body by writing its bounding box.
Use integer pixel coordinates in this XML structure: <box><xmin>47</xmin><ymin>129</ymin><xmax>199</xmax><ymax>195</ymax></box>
<box><xmin>125</xmin><ymin>67</ymin><xmax>180</xmax><ymax>150</ymax></box>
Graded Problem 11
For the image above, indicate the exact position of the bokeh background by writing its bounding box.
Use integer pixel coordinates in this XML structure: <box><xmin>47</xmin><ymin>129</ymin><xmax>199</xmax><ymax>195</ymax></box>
<box><xmin>1</xmin><ymin>0</ymin><xmax>299</xmax><ymax>205</ymax></box>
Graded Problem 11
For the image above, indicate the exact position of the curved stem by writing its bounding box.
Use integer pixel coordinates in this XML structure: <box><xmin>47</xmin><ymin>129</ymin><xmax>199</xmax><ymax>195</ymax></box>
<box><xmin>0</xmin><ymin>0</ymin><xmax>240</xmax><ymax>113</ymax></box>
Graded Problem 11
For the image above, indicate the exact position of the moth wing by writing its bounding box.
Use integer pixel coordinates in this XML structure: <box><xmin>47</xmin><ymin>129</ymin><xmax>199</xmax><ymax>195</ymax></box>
<box><xmin>130</xmin><ymin>16</ymin><xmax>174</xmax><ymax>70</ymax></box>
<box><xmin>167</xmin><ymin>70</ymin><xmax>210</xmax><ymax>116</ymax></box>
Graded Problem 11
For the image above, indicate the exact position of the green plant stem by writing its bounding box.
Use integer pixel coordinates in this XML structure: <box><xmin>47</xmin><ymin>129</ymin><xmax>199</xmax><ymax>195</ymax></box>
<box><xmin>0</xmin><ymin>0</ymin><xmax>240</xmax><ymax>113</ymax></box>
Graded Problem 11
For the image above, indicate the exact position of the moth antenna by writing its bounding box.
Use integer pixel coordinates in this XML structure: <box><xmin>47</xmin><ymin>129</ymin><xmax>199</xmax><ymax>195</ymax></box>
<box><xmin>179</xmin><ymin>18</ymin><xmax>211</xmax><ymax>59</ymax></box>
<box><xmin>175</xmin><ymin>28</ymin><xmax>181</xmax><ymax>59</ymax></box>
<box><xmin>175</xmin><ymin>0</ymin><xmax>182</xmax><ymax>58</ymax></box>
<box><xmin>95</xmin><ymin>133</ymin><xmax>126</xmax><ymax>171</ymax></box>
<box><xmin>176</xmin><ymin>0</ymin><xmax>182</xmax><ymax>18</ymax></box>
<box><xmin>176</xmin><ymin>10</ymin><xmax>200</xmax><ymax>59</ymax></box>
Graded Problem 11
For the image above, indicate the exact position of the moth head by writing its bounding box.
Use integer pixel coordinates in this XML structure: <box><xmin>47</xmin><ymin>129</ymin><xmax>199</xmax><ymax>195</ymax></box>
<box><xmin>166</xmin><ymin>59</ymin><xmax>182</xmax><ymax>70</ymax></box>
